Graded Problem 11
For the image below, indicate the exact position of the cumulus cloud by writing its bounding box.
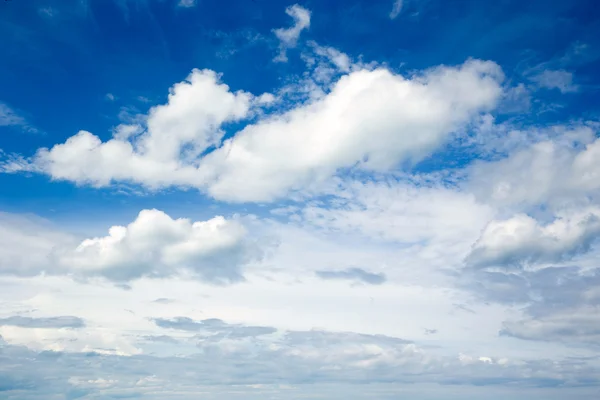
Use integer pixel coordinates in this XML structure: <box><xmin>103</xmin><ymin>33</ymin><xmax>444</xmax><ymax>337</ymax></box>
<box><xmin>5</xmin><ymin>59</ymin><xmax>504</xmax><ymax>203</ymax></box>
<box><xmin>468</xmin><ymin>126</ymin><xmax>600</xmax><ymax>209</ymax></box>
<box><xmin>273</xmin><ymin>4</ymin><xmax>311</xmax><ymax>62</ymax></box>
<box><xmin>20</xmin><ymin>69</ymin><xmax>252</xmax><ymax>189</ymax></box>
<box><xmin>315</xmin><ymin>267</ymin><xmax>387</xmax><ymax>285</ymax></box>
<box><xmin>466</xmin><ymin>208</ymin><xmax>600</xmax><ymax>269</ymax></box>
<box><xmin>0</xmin><ymin>316</ymin><xmax>85</xmax><ymax>329</ymax></box>
<box><xmin>199</xmin><ymin>60</ymin><xmax>504</xmax><ymax>201</ymax></box>
<box><xmin>0</xmin><ymin>209</ymin><xmax>263</xmax><ymax>284</ymax></box>
<box><xmin>57</xmin><ymin>209</ymin><xmax>260</xmax><ymax>284</ymax></box>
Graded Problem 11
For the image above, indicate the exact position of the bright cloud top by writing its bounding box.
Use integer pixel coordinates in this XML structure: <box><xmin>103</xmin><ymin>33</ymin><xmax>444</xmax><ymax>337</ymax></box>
<box><xmin>8</xmin><ymin>59</ymin><xmax>504</xmax><ymax>202</ymax></box>
<box><xmin>57</xmin><ymin>209</ymin><xmax>259</xmax><ymax>283</ymax></box>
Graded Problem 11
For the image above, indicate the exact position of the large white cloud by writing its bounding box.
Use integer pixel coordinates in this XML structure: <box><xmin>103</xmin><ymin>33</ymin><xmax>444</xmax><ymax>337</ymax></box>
<box><xmin>0</xmin><ymin>209</ymin><xmax>261</xmax><ymax>284</ymax></box>
<box><xmin>57</xmin><ymin>209</ymin><xmax>259</xmax><ymax>283</ymax></box>
<box><xmin>199</xmin><ymin>59</ymin><xmax>504</xmax><ymax>201</ymax></box>
<box><xmin>25</xmin><ymin>69</ymin><xmax>253</xmax><ymax>189</ymax></box>
<box><xmin>7</xmin><ymin>58</ymin><xmax>504</xmax><ymax>203</ymax></box>
<box><xmin>466</xmin><ymin>208</ymin><xmax>600</xmax><ymax>269</ymax></box>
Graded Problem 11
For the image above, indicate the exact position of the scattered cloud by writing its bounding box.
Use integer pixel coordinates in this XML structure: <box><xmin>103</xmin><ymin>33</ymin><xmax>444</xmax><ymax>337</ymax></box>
<box><xmin>315</xmin><ymin>267</ymin><xmax>387</xmax><ymax>285</ymax></box>
<box><xmin>38</xmin><ymin>7</ymin><xmax>58</xmax><ymax>18</ymax></box>
<box><xmin>273</xmin><ymin>4</ymin><xmax>311</xmax><ymax>62</ymax></box>
<box><xmin>467</xmin><ymin>125</ymin><xmax>600</xmax><ymax>208</ymax></box>
<box><xmin>530</xmin><ymin>69</ymin><xmax>578</xmax><ymax>93</ymax></box>
<box><xmin>389</xmin><ymin>0</ymin><xmax>404</xmax><ymax>19</ymax></box>
<box><xmin>56</xmin><ymin>209</ymin><xmax>262</xmax><ymax>284</ymax></box>
<box><xmin>178</xmin><ymin>0</ymin><xmax>196</xmax><ymax>8</ymax></box>
<box><xmin>0</xmin><ymin>208</ymin><xmax>266</xmax><ymax>284</ymax></box>
<box><xmin>0</xmin><ymin>103</ymin><xmax>38</xmax><ymax>134</ymax></box>
<box><xmin>105</xmin><ymin>93</ymin><xmax>116</xmax><ymax>101</ymax></box>
<box><xmin>7</xmin><ymin>60</ymin><xmax>504</xmax><ymax>202</ymax></box>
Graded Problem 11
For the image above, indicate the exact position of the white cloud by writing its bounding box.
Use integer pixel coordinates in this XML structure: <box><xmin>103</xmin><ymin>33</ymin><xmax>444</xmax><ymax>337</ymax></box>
<box><xmin>389</xmin><ymin>0</ymin><xmax>404</xmax><ymax>19</ymax></box>
<box><xmin>299</xmin><ymin>178</ymin><xmax>494</xmax><ymax>246</ymax></box>
<box><xmin>0</xmin><ymin>212</ymin><xmax>75</xmax><ymax>276</ymax></box>
<box><xmin>530</xmin><ymin>69</ymin><xmax>578</xmax><ymax>93</ymax></box>
<box><xmin>178</xmin><ymin>0</ymin><xmax>196</xmax><ymax>8</ymax></box>
<box><xmin>199</xmin><ymin>59</ymin><xmax>504</xmax><ymax>202</ymax></box>
<box><xmin>0</xmin><ymin>209</ymin><xmax>262</xmax><ymax>284</ymax></box>
<box><xmin>38</xmin><ymin>6</ymin><xmax>57</xmax><ymax>17</ymax></box>
<box><xmin>467</xmin><ymin>125</ymin><xmax>599</xmax><ymax>208</ymax></box>
<box><xmin>273</xmin><ymin>4</ymin><xmax>311</xmax><ymax>62</ymax></box>
<box><xmin>0</xmin><ymin>103</ymin><xmax>38</xmax><ymax>133</ymax></box>
<box><xmin>9</xmin><ymin>59</ymin><xmax>504</xmax><ymax>203</ymax></box>
<box><xmin>56</xmin><ymin>209</ymin><xmax>260</xmax><ymax>283</ymax></box>
<box><xmin>24</xmin><ymin>69</ymin><xmax>252</xmax><ymax>189</ymax></box>
<box><xmin>466</xmin><ymin>208</ymin><xmax>600</xmax><ymax>269</ymax></box>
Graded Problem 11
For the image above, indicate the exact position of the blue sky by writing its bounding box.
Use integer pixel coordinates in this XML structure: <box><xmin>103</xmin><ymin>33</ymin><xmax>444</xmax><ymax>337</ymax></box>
<box><xmin>1</xmin><ymin>0</ymin><xmax>600</xmax><ymax>398</ymax></box>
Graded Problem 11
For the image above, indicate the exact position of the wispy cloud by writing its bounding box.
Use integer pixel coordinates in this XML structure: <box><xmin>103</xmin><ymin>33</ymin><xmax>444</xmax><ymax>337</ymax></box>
<box><xmin>0</xmin><ymin>103</ymin><xmax>39</xmax><ymax>133</ymax></box>
<box><xmin>530</xmin><ymin>69</ymin><xmax>578</xmax><ymax>93</ymax></box>
<box><xmin>178</xmin><ymin>0</ymin><xmax>196</xmax><ymax>8</ymax></box>
<box><xmin>316</xmin><ymin>267</ymin><xmax>387</xmax><ymax>285</ymax></box>
<box><xmin>273</xmin><ymin>4</ymin><xmax>311</xmax><ymax>62</ymax></box>
<box><xmin>389</xmin><ymin>0</ymin><xmax>404</xmax><ymax>19</ymax></box>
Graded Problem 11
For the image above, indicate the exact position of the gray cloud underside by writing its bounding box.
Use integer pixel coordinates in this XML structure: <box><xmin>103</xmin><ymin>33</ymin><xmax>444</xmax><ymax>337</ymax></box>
<box><xmin>315</xmin><ymin>267</ymin><xmax>386</xmax><ymax>285</ymax></box>
<box><xmin>0</xmin><ymin>316</ymin><xmax>85</xmax><ymax>329</ymax></box>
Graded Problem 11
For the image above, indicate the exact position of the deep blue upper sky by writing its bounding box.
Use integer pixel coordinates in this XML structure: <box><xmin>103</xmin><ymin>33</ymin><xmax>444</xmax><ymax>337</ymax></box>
<box><xmin>0</xmin><ymin>0</ymin><xmax>599</xmax><ymax>223</ymax></box>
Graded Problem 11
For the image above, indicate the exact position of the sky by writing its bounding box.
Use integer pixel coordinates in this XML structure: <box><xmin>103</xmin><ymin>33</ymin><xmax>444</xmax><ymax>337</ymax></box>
<box><xmin>1</xmin><ymin>0</ymin><xmax>600</xmax><ymax>398</ymax></box>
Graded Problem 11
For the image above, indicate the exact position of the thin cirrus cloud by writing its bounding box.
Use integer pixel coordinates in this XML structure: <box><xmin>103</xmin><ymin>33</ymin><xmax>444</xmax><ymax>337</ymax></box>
<box><xmin>389</xmin><ymin>0</ymin><xmax>404</xmax><ymax>19</ymax></box>
<box><xmin>315</xmin><ymin>267</ymin><xmax>387</xmax><ymax>285</ymax></box>
<box><xmin>0</xmin><ymin>102</ymin><xmax>39</xmax><ymax>134</ymax></box>
<box><xmin>530</xmin><ymin>69</ymin><xmax>578</xmax><ymax>93</ymax></box>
